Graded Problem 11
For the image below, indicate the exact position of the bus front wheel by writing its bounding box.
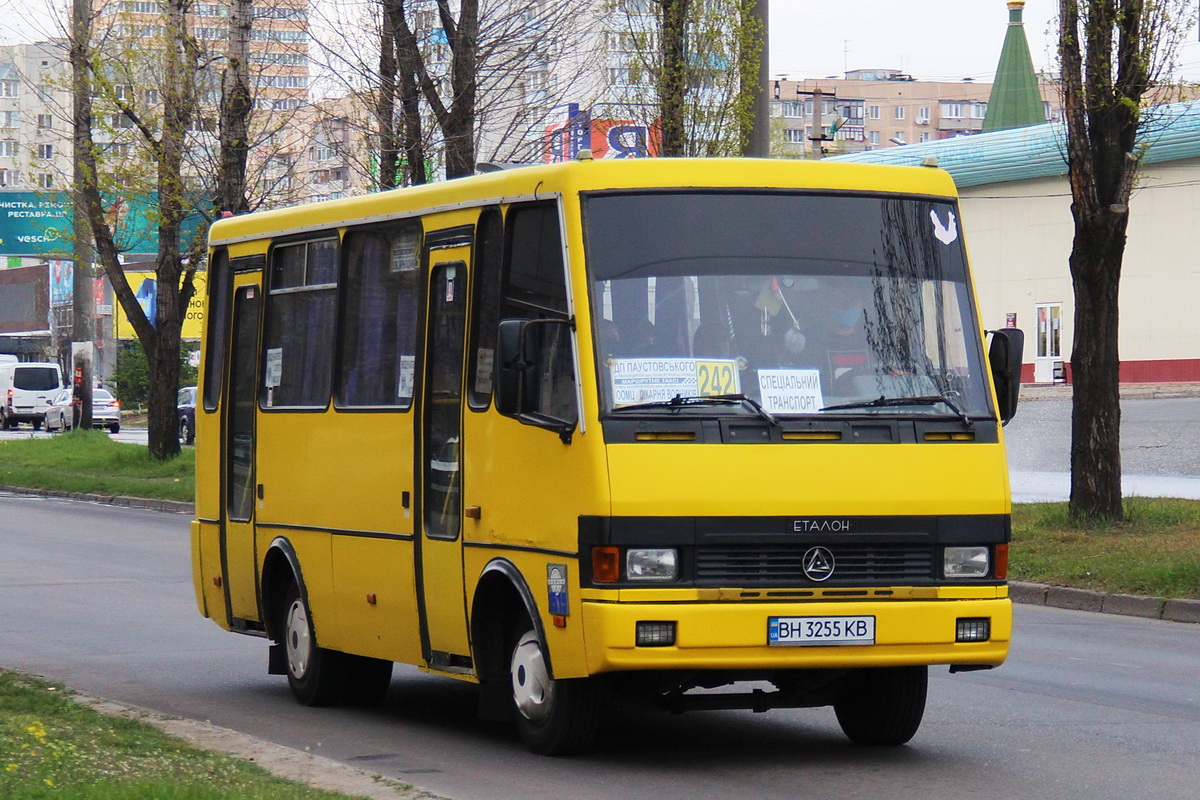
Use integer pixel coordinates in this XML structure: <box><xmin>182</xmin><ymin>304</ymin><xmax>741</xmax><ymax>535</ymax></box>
<box><xmin>281</xmin><ymin>583</ymin><xmax>344</xmax><ymax>706</ymax></box>
<box><xmin>833</xmin><ymin>666</ymin><xmax>928</xmax><ymax>746</ymax></box>
<box><xmin>510</xmin><ymin>627</ymin><xmax>600</xmax><ymax>755</ymax></box>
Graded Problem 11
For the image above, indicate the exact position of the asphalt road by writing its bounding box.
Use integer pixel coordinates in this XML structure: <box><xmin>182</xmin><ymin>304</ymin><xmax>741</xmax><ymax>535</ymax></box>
<box><xmin>1004</xmin><ymin>396</ymin><xmax>1200</xmax><ymax>476</ymax></box>
<box><xmin>3</xmin><ymin>494</ymin><xmax>1199</xmax><ymax>800</ymax></box>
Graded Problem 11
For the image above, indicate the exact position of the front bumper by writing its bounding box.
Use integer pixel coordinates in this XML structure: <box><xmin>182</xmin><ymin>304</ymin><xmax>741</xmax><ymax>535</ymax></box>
<box><xmin>580</xmin><ymin>587</ymin><xmax>1011</xmax><ymax>674</ymax></box>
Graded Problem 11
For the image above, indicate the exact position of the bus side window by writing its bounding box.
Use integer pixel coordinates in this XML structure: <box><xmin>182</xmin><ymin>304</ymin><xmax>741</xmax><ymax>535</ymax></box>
<box><xmin>337</xmin><ymin>223</ymin><xmax>421</xmax><ymax>408</ymax></box>
<box><xmin>497</xmin><ymin>202</ymin><xmax>577</xmax><ymax>431</ymax></box>
<box><xmin>503</xmin><ymin>202</ymin><xmax>567</xmax><ymax>317</ymax></box>
<box><xmin>263</xmin><ymin>238</ymin><xmax>339</xmax><ymax>409</ymax></box>
<box><xmin>202</xmin><ymin>248</ymin><xmax>232</xmax><ymax>412</ymax></box>
<box><xmin>467</xmin><ymin>207</ymin><xmax>503</xmax><ymax>409</ymax></box>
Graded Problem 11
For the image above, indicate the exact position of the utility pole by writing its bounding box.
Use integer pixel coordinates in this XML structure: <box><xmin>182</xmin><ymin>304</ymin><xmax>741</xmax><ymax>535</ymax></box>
<box><xmin>808</xmin><ymin>86</ymin><xmax>833</xmax><ymax>159</ymax></box>
<box><xmin>745</xmin><ymin>0</ymin><xmax>770</xmax><ymax>157</ymax></box>
<box><xmin>70</xmin><ymin>0</ymin><xmax>93</xmax><ymax>428</ymax></box>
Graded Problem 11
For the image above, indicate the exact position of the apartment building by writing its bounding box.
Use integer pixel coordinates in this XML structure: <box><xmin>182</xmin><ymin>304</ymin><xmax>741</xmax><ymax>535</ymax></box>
<box><xmin>97</xmin><ymin>0</ymin><xmax>310</xmax><ymax>110</ymax></box>
<box><xmin>0</xmin><ymin>41</ymin><xmax>73</xmax><ymax>194</ymax></box>
<box><xmin>772</xmin><ymin>69</ymin><xmax>1063</xmax><ymax>157</ymax></box>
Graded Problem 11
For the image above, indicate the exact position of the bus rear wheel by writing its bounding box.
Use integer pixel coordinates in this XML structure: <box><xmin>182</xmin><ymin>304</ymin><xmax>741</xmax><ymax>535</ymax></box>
<box><xmin>281</xmin><ymin>583</ymin><xmax>344</xmax><ymax>706</ymax></box>
<box><xmin>833</xmin><ymin>666</ymin><xmax>928</xmax><ymax>746</ymax></box>
<box><xmin>510</xmin><ymin>627</ymin><xmax>600</xmax><ymax>755</ymax></box>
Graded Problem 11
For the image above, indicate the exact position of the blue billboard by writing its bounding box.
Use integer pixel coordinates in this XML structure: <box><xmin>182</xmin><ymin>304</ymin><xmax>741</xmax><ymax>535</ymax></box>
<box><xmin>0</xmin><ymin>190</ymin><xmax>208</xmax><ymax>258</ymax></box>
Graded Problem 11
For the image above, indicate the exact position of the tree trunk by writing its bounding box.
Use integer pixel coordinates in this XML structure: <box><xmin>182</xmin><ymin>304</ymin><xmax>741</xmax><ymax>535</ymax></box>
<box><xmin>385</xmin><ymin>0</ymin><xmax>427</xmax><ymax>186</ymax></box>
<box><xmin>443</xmin><ymin>0</ymin><xmax>479</xmax><ymax>178</ymax></box>
<box><xmin>658</xmin><ymin>0</ymin><xmax>690</xmax><ymax>157</ymax></box>
<box><xmin>218</xmin><ymin>0</ymin><xmax>253</xmax><ymax>214</ymax></box>
<box><xmin>1067</xmin><ymin>211</ymin><xmax>1125</xmax><ymax>521</ymax></box>
<box><xmin>377</xmin><ymin>1</ymin><xmax>401</xmax><ymax>191</ymax></box>
<box><xmin>70</xmin><ymin>0</ymin><xmax>94</xmax><ymax>429</ymax></box>
<box><xmin>145</xmin><ymin>328</ymin><xmax>183</xmax><ymax>460</ymax></box>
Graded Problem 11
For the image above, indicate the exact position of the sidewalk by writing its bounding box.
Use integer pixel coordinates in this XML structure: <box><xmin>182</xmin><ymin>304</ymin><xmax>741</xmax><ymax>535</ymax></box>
<box><xmin>1020</xmin><ymin>381</ymin><xmax>1200</xmax><ymax>401</ymax></box>
<box><xmin>1010</xmin><ymin>470</ymin><xmax>1200</xmax><ymax>502</ymax></box>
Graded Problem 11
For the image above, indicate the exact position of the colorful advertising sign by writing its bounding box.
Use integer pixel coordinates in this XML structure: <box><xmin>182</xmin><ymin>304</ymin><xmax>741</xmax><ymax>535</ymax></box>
<box><xmin>544</xmin><ymin>106</ymin><xmax>660</xmax><ymax>161</ymax></box>
<box><xmin>50</xmin><ymin>259</ymin><xmax>72</xmax><ymax>307</ymax></box>
<box><xmin>0</xmin><ymin>190</ymin><xmax>207</xmax><ymax>258</ymax></box>
<box><xmin>0</xmin><ymin>193</ymin><xmax>71</xmax><ymax>256</ymax></box>
<box><xmin>112</xmin><ymin>271</ymin><xmax>207</xmax><ymax>340</ymax></box>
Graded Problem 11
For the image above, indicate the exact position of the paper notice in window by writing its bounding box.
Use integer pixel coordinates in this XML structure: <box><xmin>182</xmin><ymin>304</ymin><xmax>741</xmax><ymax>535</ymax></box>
<box><xmin>757</xmin><ymin>369</ymin><xmax>824</xmax><ymax>414</ymax></box>
<box><xmin>609</xmin><ymin>358</ymin><xmax>697</xmax><ymax>406</ymax></box>
<box><xmin>265</xmin><ymin>348</ymin><xmax>283</xmax><ymax>388</ymax></box>
<box><xmin>398</xmin><ymin>355</ymin><xmax>415</xmax><ymax>399</ymax></box>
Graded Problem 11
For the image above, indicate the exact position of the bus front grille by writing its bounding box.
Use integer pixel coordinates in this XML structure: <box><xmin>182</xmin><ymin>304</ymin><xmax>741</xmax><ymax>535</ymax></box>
<box><xmin>695</xmin><ymin>544</ymin><xmax>935</xmax><ymax>586</ymax></box>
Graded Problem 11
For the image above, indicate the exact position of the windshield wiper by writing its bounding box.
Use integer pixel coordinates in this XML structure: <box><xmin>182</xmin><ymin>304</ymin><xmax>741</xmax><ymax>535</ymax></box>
<box><xmin>612</xmin><ymin>393</ymin><xmax>779</xmax><ymax>427</ymax></box>
<box><xmin>821</xmin><ymin>394</ymin><xmax>975</xmax><ymax>429</ymax></box>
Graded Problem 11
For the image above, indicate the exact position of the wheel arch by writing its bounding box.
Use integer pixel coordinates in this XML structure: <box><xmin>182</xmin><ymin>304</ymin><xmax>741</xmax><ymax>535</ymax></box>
<box><xmin>260</xmin><ymin>536</ymin><xmax>307</xmax><ymax>644</ymax></box>
<box><xmin>470</xmin><ymin>558</ymin><xmax>548</xmax><ymax>721</ymax></box>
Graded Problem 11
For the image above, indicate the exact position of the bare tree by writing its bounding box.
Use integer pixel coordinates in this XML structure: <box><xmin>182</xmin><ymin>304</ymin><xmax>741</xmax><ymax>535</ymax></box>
<box><xmin>311</xmin><ymin>0</ymin><xmax>602</xmax><ymax>184</ymax></box>
<box><xmin>402</xmin><ymin>0</ymin><xmax>479</xmax><ymax>178</ymax></box>
<box><xmin>72</xmin><ymin>0</ymin><xmax>203</xmax><ymax>459</ymax></box>
<box><xmin>1056</xmin><ymin>0</ymin><xmax>1194</xmax><ymax>521</ymax></box>
<box><xmin>608</xmin><ymin>0</ymin><xmax>761</xmax><ymax>157</ymax></box>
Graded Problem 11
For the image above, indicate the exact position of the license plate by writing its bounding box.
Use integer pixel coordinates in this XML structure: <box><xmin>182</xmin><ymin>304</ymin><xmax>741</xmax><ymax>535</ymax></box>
<box><xmin>768</xmin><ymin>616</ymin><xmax>875</xmax><ymax>646</ymax></box>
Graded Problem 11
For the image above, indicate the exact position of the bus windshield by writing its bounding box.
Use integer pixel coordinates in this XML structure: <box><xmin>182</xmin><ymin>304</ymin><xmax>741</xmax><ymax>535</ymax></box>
<box><xmin>582</xmin><ymin>190</ymin><xmax>993</xmax><ymax>420</ymax></box>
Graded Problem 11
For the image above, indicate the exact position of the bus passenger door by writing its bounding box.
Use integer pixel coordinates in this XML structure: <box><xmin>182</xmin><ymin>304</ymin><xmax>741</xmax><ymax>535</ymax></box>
<box><xmin>418</xmin><ymin>251</ymin><xmax>471</xmax><ymax>667</ymax></box>
<box><xmin>221</xmin><ymin>283</ymin><xmax>262</xmax><ymax>626</ymax></box>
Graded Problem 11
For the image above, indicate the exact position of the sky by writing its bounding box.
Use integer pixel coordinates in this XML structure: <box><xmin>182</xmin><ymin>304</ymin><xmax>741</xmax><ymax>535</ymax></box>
<box><xmin>4</xmin><ymin>0</ymin><xmax>1200</xmax><ymax>83</ymax></box>
<box><xmin>767</xmin><ymin>0</ymin><xmax>1062</xmax><ymax>82</ymax></box>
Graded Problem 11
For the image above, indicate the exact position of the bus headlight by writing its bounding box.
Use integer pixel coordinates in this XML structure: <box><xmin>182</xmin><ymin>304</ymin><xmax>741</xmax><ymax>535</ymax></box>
<box><xmin>626</xmin><ymin>548</ymin><xmax>678</xmax><ymax>581</ymax></box>
<box><xmin>944</xmin><ymin>546</ymin><xmax>990</xmax><ymax>578</ymax></box>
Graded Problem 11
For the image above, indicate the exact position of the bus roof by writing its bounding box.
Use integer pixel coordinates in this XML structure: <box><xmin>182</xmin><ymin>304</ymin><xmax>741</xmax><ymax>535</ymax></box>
<box><xmin>208</xmin><ymin>157</ymin><xmax>959</xmax><ymax>247</ymax></box>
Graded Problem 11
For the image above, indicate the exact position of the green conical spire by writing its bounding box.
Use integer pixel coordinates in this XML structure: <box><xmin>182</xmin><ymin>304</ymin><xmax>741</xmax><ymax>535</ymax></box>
<box><xmin>983</xmin><ymin>1</ymin><xmax>1045</xmax><ymax>133</ymax></box>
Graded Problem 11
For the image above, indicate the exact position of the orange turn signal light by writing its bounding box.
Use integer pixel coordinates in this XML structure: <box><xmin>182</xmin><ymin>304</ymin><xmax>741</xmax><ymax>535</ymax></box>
<box><xmin>592</xmin><ymin>546</ymin><xmax>621</xmax><ymax>583</ymax></box>
<box><xmin>995</xmin><ymin>544</ymin><xmax>1009</xmax><ymax>580</ymax></box>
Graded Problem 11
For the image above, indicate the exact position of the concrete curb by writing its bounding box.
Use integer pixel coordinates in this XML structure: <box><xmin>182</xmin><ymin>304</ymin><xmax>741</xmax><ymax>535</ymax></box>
<box><xmin>0</xmin><ymin>484</ymin><xmax>194</xmax><ymax>515</ymax></box>
<box><xmin>1010</xmin><ymin>580</ymin><xmax>1200</xmax><ymax>623</ymax></box>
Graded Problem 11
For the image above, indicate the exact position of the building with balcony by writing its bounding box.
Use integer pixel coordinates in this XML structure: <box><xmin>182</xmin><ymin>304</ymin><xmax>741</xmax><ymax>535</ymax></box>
<box><xmin>771</xmin><ymin>70</ymin><xmax>1063</xmax><ymax>157</ymax></box>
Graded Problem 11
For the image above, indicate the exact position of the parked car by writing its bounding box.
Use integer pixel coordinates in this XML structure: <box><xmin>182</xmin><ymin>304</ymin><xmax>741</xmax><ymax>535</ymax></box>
<box><xmin>44</xmin><ymin>388</ymin><xmax>74</xmax><ymax>433</ymax></box>
<box><xmin>43</xmin><ymin>387</ymin><xmax>121</xmax><ymax>433</ymax></box>
<box><xmin>92</xmin><ymin>388</ymin><xmax>121</xmax><ymax>433</ymax></box>
<box><xmin>178</xmin><ymin>386</ymin><xmax>197</xmax><ymax>445</ymax></box>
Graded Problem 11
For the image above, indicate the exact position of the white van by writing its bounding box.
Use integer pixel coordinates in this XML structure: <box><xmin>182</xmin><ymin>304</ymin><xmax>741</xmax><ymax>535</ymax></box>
<box><xmin>0</xmin><ymin>361</ymin><xmax>64</xmax><ymax>431</ymax></box>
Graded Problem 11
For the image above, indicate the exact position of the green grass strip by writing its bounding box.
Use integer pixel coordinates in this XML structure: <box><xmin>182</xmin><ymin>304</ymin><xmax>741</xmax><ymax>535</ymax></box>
<box><xmin>0</xmin><ymin>431</ymin><xmax>193</xmax><ymax>503</ymax></box>
<box><xmin>0</xmin><ymin>671</ymin><xmax>369</xmax><ymax>799</ymax></box>
<box><xmin>1012</xmin><ymin>497</ymin><xmax>1200</xmax><ymax>599</ymax></box>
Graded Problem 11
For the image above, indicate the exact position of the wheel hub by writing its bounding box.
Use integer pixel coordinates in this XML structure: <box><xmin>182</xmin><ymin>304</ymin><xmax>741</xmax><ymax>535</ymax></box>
<box><xmin>285</xmin><ymin>598</ymin><xmax>311</xmax><ymax>679</ymax></box>
<box><xmin>511</xmin><ymin>630</ymin><xmax>553</xmax><ymax>724</ymax></box>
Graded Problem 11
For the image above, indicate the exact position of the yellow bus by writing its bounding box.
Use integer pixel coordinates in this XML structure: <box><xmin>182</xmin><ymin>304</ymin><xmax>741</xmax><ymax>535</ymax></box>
<box><xmin>192</xmin><ymin>156</ymin><xmax>1023</xmax><ymax>755</ymax></box>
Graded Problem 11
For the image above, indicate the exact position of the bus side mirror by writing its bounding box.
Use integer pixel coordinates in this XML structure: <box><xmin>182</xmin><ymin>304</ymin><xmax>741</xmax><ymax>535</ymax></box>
<box><xmin>495</xmin><ymin>317</ymin><xmax>578</xmax><ymax>442</ymax></box>
<box><xmin>495</xmin><ymin>319</ymin><xmax>530</xmax><ymax>417</ymax></box>
<box><xmin>987</xmin><ymin>328</ymin><xmax>1024</xmax><ymax>425</ymax></box>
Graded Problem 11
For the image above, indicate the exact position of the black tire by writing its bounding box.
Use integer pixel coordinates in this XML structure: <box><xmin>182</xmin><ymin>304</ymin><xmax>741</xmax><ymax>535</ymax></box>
<box><xmin>280</xmin><ymin>582</ymin><xmax>345</xmax><ymax>706</ymax></box>
<box><xmin>834</xmin><ymin>666</ymin><xmax>928</xmax><ymax>746</ymax></box>
<box><xmin>32</xmin><ymin>418</ymin><xmax>42</xmax><ymax>431</ymax></box>
<box><xmin>180</xmin><ymin>417</ymin><xmax>194</xmax><ymax>445</ymax></box>
<box><xmin>510</xmin><ymin>626</ymin><xmax>601</xmax><ymax>755</ymax></box>
<box><xmin>109</xmin><ymin>423</ymin><xmax>120</xmax><ymax>434</ymax></box>
<box><xmin>341</xmin><ymin>654</ymin><xmax>393</xmax><ymax>706</ymax></box>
